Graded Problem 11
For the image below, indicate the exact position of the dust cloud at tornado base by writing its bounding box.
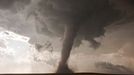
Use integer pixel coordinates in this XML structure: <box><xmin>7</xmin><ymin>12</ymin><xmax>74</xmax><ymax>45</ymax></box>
<box><xmin>0</xmin><ymin>0</ymin><xmax>134</xmax><ymax>74</ymax></box>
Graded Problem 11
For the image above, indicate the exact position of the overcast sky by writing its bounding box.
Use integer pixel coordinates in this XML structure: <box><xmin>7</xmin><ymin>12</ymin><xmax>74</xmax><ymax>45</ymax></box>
<box><xmin>0</xmin><ymin>0</ymin><xmax>134</xmax><ymax>74</ymax></box>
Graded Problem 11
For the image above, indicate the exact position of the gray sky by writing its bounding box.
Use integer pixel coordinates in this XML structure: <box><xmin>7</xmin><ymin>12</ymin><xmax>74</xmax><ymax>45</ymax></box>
<box><xmin>0</xmin><ymin>0</ymin><xmax>134</xmax><ymax>74</ymax></box>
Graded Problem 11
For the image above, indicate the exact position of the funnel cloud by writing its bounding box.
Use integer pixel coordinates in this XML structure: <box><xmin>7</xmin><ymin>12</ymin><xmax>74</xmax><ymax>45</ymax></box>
<box><xmin>0</xmin><ymin>0</ymin><xmax>134</xmax><ymax>74</ymax></box>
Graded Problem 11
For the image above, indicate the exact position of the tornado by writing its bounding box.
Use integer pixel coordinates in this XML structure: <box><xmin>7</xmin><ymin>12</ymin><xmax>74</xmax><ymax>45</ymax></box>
<box><xmin>1</xmin><ymin>0</ymin><xmax>132</xmax><ymax>73</ymax></box>
<box><xmin>35</xmin><ymin>0</ymin><xmax>122</xmax><ymax>73</ymax></box>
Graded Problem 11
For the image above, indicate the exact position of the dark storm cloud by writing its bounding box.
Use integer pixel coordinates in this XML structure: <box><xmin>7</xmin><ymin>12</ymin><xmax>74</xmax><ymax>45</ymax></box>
<box><xmin>35</xmin><ymin>0</ymin><xmax>122</xmax><ymax>48</ymax></box>
<box><xmin>0</xmin><ymin>0</ymin><xmax>15</xmax><ymax>9</ymax></box>
<box><xmin>0</xmin><ymin>0</ymin><xmax>134</xmax><ymax>48</ymax></box>
<box><xmin>0</xmin><ymin>0</ymin><xmax>31</xmax><ymax>10</ymax></box>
